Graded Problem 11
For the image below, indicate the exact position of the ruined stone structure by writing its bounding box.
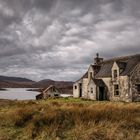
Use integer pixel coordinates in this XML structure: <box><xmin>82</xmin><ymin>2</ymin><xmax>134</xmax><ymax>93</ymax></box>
<box><xmin>36</xmin><ymin>85</ymin><xmax>61</xmax><ymax>100</ymax></box>
<box><xmin>73</xmin><ymin>54</ymin><xmax>140</xmax><ymax>102</ymax></box>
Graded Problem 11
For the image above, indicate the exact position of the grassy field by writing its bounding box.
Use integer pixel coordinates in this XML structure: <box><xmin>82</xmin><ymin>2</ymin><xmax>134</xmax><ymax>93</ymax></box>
<box><xmin>0</xmin><ymin>98</ymin><xmax>140</xmax><ymax>140</ymax></box>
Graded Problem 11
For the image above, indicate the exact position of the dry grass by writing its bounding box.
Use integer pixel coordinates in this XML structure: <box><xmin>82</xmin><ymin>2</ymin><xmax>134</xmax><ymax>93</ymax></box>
<box><xmin>0</xmin><ymin>98</ymin><xmax>139</xmax><ymax>140</ymax></box>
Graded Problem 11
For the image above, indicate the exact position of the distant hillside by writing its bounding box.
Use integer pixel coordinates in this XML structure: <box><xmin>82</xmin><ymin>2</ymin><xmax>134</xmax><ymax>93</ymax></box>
<box><xmin>0</xmin><ymin>76</ymin><xmax>35</xmax><ymax>88</ymax></box>
<box><xmin>0</xmin><ymin>76</ymin><xmax>74</xmax><ymax>94</ymax></box>
<box><xmin>33</xmin><ymin>79</ymin><xmax>74</xmax><ymax>94</ymax></box>
<box><xmin>33</xmin><ymin>79</ymin><xmax>73</xmax><ymax>88</ymax></box>
<box><xmin>32</xmin><ymin>79</ymin><xmax>55</xmax><ymax>87</ymax></box>
<box><xmin>0</xmin><ymin>76</ymin><xmax>34</xmax><ymax>82</ymax></box>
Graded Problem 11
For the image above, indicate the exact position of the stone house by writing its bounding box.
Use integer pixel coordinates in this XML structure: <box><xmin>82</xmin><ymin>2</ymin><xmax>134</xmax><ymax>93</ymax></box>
<box><xmin>73</xmin><ymin>54</ymin><xmax>140</xmax><ymax>102</ymax></box>
<box><xmin>36</xmin><ymin>85</ymin><xmax>61</xmax><ymax>100</ymax></box>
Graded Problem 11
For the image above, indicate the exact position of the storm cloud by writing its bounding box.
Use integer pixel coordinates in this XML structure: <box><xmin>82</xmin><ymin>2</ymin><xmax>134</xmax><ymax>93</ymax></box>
<box><xmin>0</xmin><ymin>0</ymin><xmax>140</xmax><ymax>81</ymax></box>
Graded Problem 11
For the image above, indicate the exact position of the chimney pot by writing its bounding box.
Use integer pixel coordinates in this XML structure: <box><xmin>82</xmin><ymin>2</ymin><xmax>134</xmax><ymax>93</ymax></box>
<box><xmin>94</xmin><ymin>53</ymin><xmax>103</xmax><ymax>65</ymax></box>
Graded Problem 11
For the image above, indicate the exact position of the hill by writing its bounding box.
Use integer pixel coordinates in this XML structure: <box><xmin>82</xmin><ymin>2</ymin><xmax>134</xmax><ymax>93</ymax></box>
<box><xmin>33</xmin><ymin>79</ymin><xmax>73</xmax><ymax>88</ymax></box>
<box><xmin>32</xmin><ymin>79</ymin><xmax>74</xmax><ymax>94</ymax></box>
<box><xmin>0</xmin><ymin>76</ymin><xmax>34</xmax><ymax>82</ymax></box>
<box><xmin>0</xmin><ymin>76</ymin><xmax>74</xmax><ymax>94</ymax></box>
<box><xmin>0</xmin><ymin>76</ymin><xmax>35</xmax><ymax>88</ymax></box>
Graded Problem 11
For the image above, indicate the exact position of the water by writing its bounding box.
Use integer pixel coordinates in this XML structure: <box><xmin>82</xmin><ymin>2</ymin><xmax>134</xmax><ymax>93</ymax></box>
<box><xmin>0</xmin><ymin>88</ymin><xmax>40</xmax><ymax>100</ymax></box>
<box><xmin>60</xmin><ymin>94</ymin><xmax>72</xmax><ymax>98</ymax></box>
<box><xmin>0</xmin><ymin>88</ymin><xmax>72</xmax><ymax>100</ymax></box>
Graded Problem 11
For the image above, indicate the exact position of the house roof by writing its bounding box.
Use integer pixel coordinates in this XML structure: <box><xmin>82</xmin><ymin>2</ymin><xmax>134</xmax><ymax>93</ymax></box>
<box><xmin>93</xmin><ymin>79</ymin><xmax>105</xmax><ymax>87</ymax></box>
<box><xmin>95</xmin><ymin>61</ymin><xmax>113</xmax><ymax>78</ymax></box>
<box><xmin>75</xmin><ymin>71</ymin><xmax>88</xmax><ymax>82</ymax></box>
<box><xmin>36</xmin><ymin>93</ymin><xmax>43</xmax><ymax>98</ymax></box>
<box><xmin>82</xmin><ymin>71</ymin><xmax>88</xmax><ymax>78</ymax></box>
<box><xmin>75</xmin><ymin>54</ymin><xmax>140</xmax><ymax>82</ymax></box>
<box><xmin>43</xmin><ymin>85</ymin><xmax>61</xmax><ymax>93</ymax></box>
<box><xmin>95</xmin><ymin>54</ymin><xmax>140</xmax><ymax>78</ymax></box>
<box><xmin>116</xmin><ymin>61</ymin><xmax>126</xmax><ymax>70</ymax></box>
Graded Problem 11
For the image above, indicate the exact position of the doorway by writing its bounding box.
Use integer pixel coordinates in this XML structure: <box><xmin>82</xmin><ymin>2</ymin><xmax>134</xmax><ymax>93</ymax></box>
<box><xmin>79</xmin><ymin>83</ymin><xmax>82</xmax><ymax>97</ymax></box>
<box><xmin>99</xmin><ymin>87</ymin><xmax>106</xmax><ymax>100</ymax></box>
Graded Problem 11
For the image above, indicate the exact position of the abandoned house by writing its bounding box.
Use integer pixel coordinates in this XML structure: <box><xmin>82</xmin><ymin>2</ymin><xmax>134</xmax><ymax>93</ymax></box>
<box><xmin>73</xmin><ymin>54</ymin><xmax>140</xmax><ymax>102</ymax></box>
<box><xmin>36</xmin><ymin>85</ymin><xmax>61</xmax><ymax>100</ymax></box>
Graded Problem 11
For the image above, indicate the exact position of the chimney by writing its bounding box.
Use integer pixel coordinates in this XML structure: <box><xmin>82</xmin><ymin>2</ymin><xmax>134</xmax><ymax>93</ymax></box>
<box><xmin>94</xmin><ymin>53</ymin><xmax>103</xmax><ymax>65</ymax></box>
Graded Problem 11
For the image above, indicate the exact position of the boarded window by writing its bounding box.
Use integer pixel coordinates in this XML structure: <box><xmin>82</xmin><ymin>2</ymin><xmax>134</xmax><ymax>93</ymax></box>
<box><xmin>114</xmin><ymin>84</ymin><xmax>119</xmax><ymax>96</ymax></box>
<box><xmin>91</xmin><ymin>87</ymin><xmax>93</xmax><ymax>94</ymax></box>
<box><xmin>113</xmin><ymin>70</ymin><xmax>118</xmax><ymax>79</ymax></box>
<box><xmin>75</xmin><ymin>86</ymin><xmax>77</xmax><ymax>89</ymax></box>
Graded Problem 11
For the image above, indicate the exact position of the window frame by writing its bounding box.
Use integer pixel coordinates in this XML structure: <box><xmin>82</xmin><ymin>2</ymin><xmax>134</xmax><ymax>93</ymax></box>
<box><xmin>114</xmin><ymin>84</ymin><xmax>119</xmax><ymax>96</ymax></box>
<box><xmin>136</xmin><ymin>84</ymin><xmax>140</xmax><ymax>93</ymax></box>
<box><xmin>113</xmin><ymin>70</ymin><xmax>118</xmax><ymax>79</ymax></box>
<box><xmin>90</xmin><ymin>87</ymin><xmax>93</xmax><ymax>94</ymax></box>
<box><xmin>89</xmin><ymin>72</ymin><xmax>93</xmax><ymax>79</ymax></box>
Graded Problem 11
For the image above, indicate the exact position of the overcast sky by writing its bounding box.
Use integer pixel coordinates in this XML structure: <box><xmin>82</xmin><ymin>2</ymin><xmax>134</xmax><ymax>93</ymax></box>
<box><xmin>0</xmin><ymin>0</ymin><xmax>140</xmax><ymax>81</ymax></box>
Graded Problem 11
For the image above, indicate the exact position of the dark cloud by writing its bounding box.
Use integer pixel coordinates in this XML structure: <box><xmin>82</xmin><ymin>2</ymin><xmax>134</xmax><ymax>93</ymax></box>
<box><xmin>0</xmin><ymin>0</ymin><xmax>140</xmax><ymax>81</ymax></box>
<box><xmin>33</xmin><ymin>0</ymin><xmax>56</xmax><ymax>11</ymax></box>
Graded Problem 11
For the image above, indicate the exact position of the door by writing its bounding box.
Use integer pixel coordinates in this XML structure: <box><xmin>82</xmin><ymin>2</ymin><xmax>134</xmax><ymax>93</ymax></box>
<box><xmin>99</xmin><ymin>87</ymin><xmax>105</xmax><ymax>100</ymax></box>
<box><xmin>79</xmin><ymin>83</ymin><xmax>82</xmax><ymax>97</ymax></box>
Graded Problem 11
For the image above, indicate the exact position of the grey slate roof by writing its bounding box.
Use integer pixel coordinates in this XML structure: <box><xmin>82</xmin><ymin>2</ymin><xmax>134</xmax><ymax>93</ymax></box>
<box><xmin>43</xmin><ymin>85</ymin><xmax>61</xmax><ymax>94</ymax></box>
<box><xmin>120</xmin><ymin>56</ymin><xmax>140</xmax><ymax>76</ymax></box>
<box><xmin>82</xmin><ymin>71</ymin><xmax>88</xmax><ymax>78</ymax></box>
<box><xmin>75</xmin><ymin>54</ymin><xmax>140</xmax><ymax>82</ymax></box>
<box><xmin>75</xmin><ymin>71</ymin><xmax>88</xmax><ymax>82</ymax></box>
<box><xmin>93</xmin><ymin>79</ymin><xmax>105</xmax><ymax>87</ymax></box>
<box><xmin>95</xmin><ymin>61</ymin><xmax>113</xmax><ymax>78</ymax></box>
<box><xmin>95</xmin><ymin>54</ymin><xmax>140</xmax><ymax>78</ymax></box>
<box><xmin>116</xmin><ymin>62</ymin><xmax>126</xmax><ymax>70</ymax></box>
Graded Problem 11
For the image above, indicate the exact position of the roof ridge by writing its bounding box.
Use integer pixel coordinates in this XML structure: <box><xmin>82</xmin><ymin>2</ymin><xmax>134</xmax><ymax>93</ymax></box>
<box><xmin>101</xmin><ymin>53</ymin><xmax>140</xmax><ymax>63</ymax></box>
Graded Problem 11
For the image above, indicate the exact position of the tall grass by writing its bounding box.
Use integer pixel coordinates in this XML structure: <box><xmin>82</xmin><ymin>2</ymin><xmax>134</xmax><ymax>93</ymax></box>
<box><xmin>0</xmin><ymin>98</ymin><xmax>139</xmax><ymax>140</ymax></box>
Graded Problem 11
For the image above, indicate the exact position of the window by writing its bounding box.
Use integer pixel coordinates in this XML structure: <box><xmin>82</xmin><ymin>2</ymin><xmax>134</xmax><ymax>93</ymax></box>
<box><xmin>75</xmin><ymin>86</ymin><xmax>77</xmax><ymax>89</ymax></box>
<box><xmin>91</xmin><ymin>87</ymin><xmax>93</xmax><ymax>94</ymax></box>
<box><xmin>89</xmin><ymin>72</ymin><xmax>93</xmax><ymax>79</ymax></box>
<box><xmin>136</xmin><ymin>84</ymin><xmax>140</xmax><ymax>93</ymax></box>
<box><xmin>114</xmin><ymin>84</ymin><xmax>119</xmax><ymax>96</ymax></box>
<box><xmin>113</xmin><ymin>70</ymin><xmax>118</xmax><ymax>79</ymax></box>
<box><xmin>51</xmin><ymin>87</ymin><xmax>56</xmax><ymax>92</ymax></box>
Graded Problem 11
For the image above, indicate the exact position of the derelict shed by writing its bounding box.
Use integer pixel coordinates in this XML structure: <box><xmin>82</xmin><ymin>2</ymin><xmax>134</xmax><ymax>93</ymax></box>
<box><xmin>43</xmin><ymin>85</ymin><xmax>61</xmax><ymax>98</ymax></box>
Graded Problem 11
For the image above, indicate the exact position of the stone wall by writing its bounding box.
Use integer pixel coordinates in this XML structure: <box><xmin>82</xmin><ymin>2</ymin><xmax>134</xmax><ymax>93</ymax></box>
<box><xmin>73</xmin><ymin>79</ymin><xmax>82</xmax><ymax>98</ymax></box>
<box><xmin>111</xmin><ymin>62</ymin><xmax>120</xmax><ymax>82</ymax></box>
<box><xmin>82</xmin><ymin>78</ymin><xmax>88</xmax><ymax>98</ymax></box>
<box><xmin>101</xmin><ymin>77</ymin><xmax>112</xmax><ymax>100</ymax></box>
<box><xmin>87</xmin><ymin>79</ymin><xmax>97</xmax><ymax>100</ymax></box>
<box><xmin>73</xmin><ymin>62</ymin><xmax>140</xmax><ymax>102</ymax></box>
<box><xmin>119</xmin><ymin>76</ymin><xmax>131</xmax><ymax>102</ymax></box>
<box><xmin>101</xmin><ymin>76</ymin><xmax>131</xmax><ymax>102</ymax></box>
<box><xmin>88</xmin><ymin>65</ymin><xmax>94</xmax><ymax>81</ymax></box>
<box><xmin>130</xmin><ymin>63</ymin><xmax>140</xmax><ymax>101</ymax></box>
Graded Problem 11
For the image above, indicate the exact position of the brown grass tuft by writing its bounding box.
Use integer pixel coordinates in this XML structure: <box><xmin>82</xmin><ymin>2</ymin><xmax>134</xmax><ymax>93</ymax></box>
<box><xmin>0</xmin><ymin>99</ymin><xmax>139</xmax><ymax>140</ymax></box>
